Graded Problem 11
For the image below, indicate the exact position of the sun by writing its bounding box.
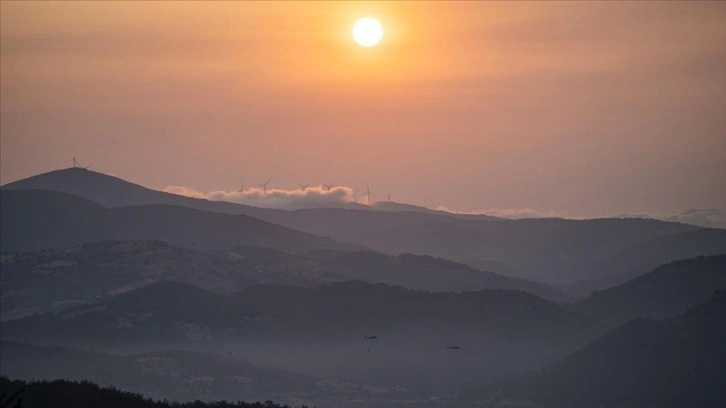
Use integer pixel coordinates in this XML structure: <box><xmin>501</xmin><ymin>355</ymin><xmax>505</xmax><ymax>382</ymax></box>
<box><xmin>353</xmin><ymin>17</ymin><xmax>383</xmax><ymax>47</ymax></box>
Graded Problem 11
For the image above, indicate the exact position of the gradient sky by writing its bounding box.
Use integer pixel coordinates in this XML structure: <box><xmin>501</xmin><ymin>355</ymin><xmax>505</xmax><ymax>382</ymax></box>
<box><xmin>2</xmin><ymin>1</ymin><xmax>725</xmax><ymax>216</ymax></box>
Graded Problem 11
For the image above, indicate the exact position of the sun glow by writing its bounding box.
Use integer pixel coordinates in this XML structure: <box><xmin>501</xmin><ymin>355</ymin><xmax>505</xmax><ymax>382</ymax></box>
<box><xmin>352</xmin><ymin>17</ymin><xmax>383</xmax><ymax>47</ymax></box>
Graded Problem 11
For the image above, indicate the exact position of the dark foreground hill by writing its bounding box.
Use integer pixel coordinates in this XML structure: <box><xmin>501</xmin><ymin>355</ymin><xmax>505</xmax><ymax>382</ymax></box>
<box><xmin>0</xmin><ymin>377</ymin><xmax>311</xmax><ymax>408</ymax></box>
<box><xmin>0</xmin><ymin>190</ymin><xmax>358</xmax><ymax>253</ymax></box>
<box><xmin>578</xmin><ymin>254</ymin><xmax>726</xmax><ymax>325</ymax></box>
<box><xmin>0</xmin><ymin>342</ymin><xmax>355</xmax><ymax>405</ymax></box>
<box><xmin>472</xmin><ymin>292</ymin><xmax>726</xmax><ymax>408</ymax></box>
<box><xmin>7</xmin><ymin>168</ymin><xmax>725</xmax><ymax>288</ymax></box>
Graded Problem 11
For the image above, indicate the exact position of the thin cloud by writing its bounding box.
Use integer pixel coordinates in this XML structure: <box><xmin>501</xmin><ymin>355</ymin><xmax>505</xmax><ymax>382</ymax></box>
<box><xmin>435</xmin><ymin>206</ymin><xmax>572</xmax><ymax>219</ymax></box>
<box><xmin>615</xmin><ymin>208</ymin><xmax>726</xmax><ymax>229</ymax></box>
<box><xmin>439</xmin><ymin>205</ymin><xmax>726</xmax><ymax>228</ymax></box>
<box><xmin>665</xmin><ymin>208</ymin><xmax>726</xmax><ymax>229</ymax></box>
<box><xmin>164</xmin><ymin>185</ymin><xmax>356</xmax><ymax>210</ymax></box>
<box><xmin>162</xmin><ymin>186</ymin><xmax>726</xmax><ymax>228</ymax></box>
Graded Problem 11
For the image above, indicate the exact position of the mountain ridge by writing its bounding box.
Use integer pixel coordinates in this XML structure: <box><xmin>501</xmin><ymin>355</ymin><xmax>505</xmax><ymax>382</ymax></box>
<box><xmin>5</xmin><ymin>168</ymin><xmax>725</xmax><ymax>287</ymax></box>
<box><xmin>0</xmin><ymin>189</ymin><xmax>360</xmax><ymax>253</ymax></box>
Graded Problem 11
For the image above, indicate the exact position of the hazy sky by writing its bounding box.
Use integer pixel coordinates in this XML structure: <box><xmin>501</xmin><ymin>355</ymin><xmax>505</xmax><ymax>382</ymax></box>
<box><xmin>2</xmin><ymin>1</ymin><xmax>725</xmax><ymax>216</ymax></box>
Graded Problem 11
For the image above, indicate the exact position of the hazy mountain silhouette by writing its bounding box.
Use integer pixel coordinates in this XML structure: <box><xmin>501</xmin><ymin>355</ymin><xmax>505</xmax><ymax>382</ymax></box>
<box><xmin>477</xmin><ymin>292</ymin><xmax>726</xmax><ymax>408</ymax></box>
<box><xmin>0</xmin><ymin>190</ymin><xmax>359</xmax><ymax>253</ymax></box>
<box><xmin>1</xmin><ymin>281</ymin><xmax>598</xmax><ymax>397</ymax></box>
<box><xmin>566</xmin><ymin>228</ymin><xmax>726</xmax><ymax>295</ymax></box>
<box><xmin>1</xmin><ymin>241</ymin><xmax>571</xmax><ymax>320</ymax></box>
<box><xmin>312</xmin><ymin>251</ymin><xmax>571</xmax><ymax>301</ymax></box>
<box><xmin>6</xmin><ymin>169</ymin><xmax>722</xmax><ymax>287</ymax></box>
<box><xmin>4</xmin><ymin>171</ymin><xmax>720</xmax><ymax>405</ymax></box>
<box><xmin>1</xmin><ymin>280</ymin><xmax>594</xmax><ymax>346</ymax></box>
<box><xmin>1</xmin><ymin>168</ymin><xmax>263</xmax><ymax>214</ymax></box>
<box><xmin>1</xmin><ymin>168</ymin><xmax>496</xmax><ymax>221</ymax></box>
<box><xmin>578</xmin><ymin>255</ymin><xmax>726</xmax><ymax>325</ymax></box>
<box><xmin>1</xmin><ymin>240</ymin><xmax>259</xmax><ymax>320</ymax></box>
<box><xmin>343</xmin><ymin>218</ymin><xmax>726</xmax><ymax>285</ymax></box>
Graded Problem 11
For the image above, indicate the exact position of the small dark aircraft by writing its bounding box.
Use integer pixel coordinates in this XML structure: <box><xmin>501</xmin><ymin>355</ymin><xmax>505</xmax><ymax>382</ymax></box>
<box><xmin>446</xmin><ymin>345</ymin><xmax>461</xmax><ymax>350</ymax></box>
<box><xmin>364</xmin><ymin>335</ymin><xmax>378</xmax><ymax>340</ymax></box>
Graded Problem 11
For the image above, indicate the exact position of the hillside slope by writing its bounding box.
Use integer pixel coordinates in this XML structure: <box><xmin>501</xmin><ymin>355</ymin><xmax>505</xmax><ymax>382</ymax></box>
<box><xmin>0</xmin><ymin>341</ymin><xmax>329</xmax><ymax>404</ymax></box>
<box><xmin>477</xmin><ymin>292</ymin><xmax>726</xmax><ymax>408</ymax></box>
<box><xmin>6</xmin><ymin>169</ymin><xmax>723</xmax><ymax>287</ymax></box>
<box><xmin>1</xmin><ymin>241</ymin><xmax>571</xmax><ymax>320</ymax></box>
<box><xmin>0</xmin><ymin>376</ymin><xmax>307</xmax><ymax>408</ymax></box>
<box><xmin>0</xmin><ymin>190</ymin><xmax>358</xmax><ymax>253</ymax></box>
<box><xmin>1</xmin><ymin>281</ymin><xmax>594</xmax><ymax>345</ymax></box>
<box><xmin>578</xmin><ymin>255</ymin><xmax>726</xmax><ymax>325</ymax></box>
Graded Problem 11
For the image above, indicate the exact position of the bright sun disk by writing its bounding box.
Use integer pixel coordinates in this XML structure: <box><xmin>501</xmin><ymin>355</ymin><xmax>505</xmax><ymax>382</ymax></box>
<box><xmin>353</xmin><ymin>17</ymin><xmax>383</xmax><ymax>47</ymax></box>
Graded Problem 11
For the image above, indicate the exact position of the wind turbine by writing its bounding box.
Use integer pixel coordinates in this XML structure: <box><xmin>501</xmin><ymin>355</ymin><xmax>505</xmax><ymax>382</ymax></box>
<box><xmin>365</xmin><ymin>185</ymin><xmax>374</xmax><ymax>205</ymax></box>
<box><xmin>387</xmin><ymin>192</ymin><xmax>391</xmax><ymax>202</ymax></box>
<box><xmin>352</xmin><ymin>189</ymin><xmax>359</xmax><ymax>203</ymax></box>
<box><xmin>323</xmin><ymin>183</ymin><xmax>334</xmax><ymax>192</ymax></box>
<box><xmin>298</xmin><ymin>182</ymin><xmax>310</xmax><ymax>192</ymax></box>
<box><xmin>76</xmin><ymin>156</ymin><xmax>92</xmax><ymax>170</ymax></box>
<box><xmin>239</xmin><ymin>180</ymin><xmax>245</xmax><ymax>192</ymax></box>
<box><xmin>258</xmin><ymin>179</ymin><xmax>271</xmax><ymax>193</ymax></box>
<box><xmin>70</xmin><ymin>154</ymin><xmax>78</xmax><ymax>168</ymax></box>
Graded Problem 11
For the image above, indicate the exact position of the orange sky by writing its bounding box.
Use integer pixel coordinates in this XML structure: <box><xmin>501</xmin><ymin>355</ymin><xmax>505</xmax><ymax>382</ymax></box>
<box><xmin>1</xmin><ymin>1</ymin><xmax>725</xmax><ymax>216</ymax></box>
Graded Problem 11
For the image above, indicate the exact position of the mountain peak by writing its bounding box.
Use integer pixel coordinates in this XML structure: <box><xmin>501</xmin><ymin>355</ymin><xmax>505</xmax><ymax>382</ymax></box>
<box><xmin>1</xmin><ymin>167</ymin><xmax>258</xmax><ymax>213</ymax></box>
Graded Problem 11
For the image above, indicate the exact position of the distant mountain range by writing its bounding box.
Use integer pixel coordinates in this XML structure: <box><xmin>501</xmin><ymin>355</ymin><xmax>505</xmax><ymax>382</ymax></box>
<box><xmin>0</xmin><ymin>280</ymin><xmax>599</xmax><ymax>396</ymax></box>
<box><xmin>0</xmin><ymin>280</ymin><xmax>594</xmax><ymax>346</ymax></box>
<box><xmin>3</xmin><ymin>255</ymin><xmax>725</xmax><ymax>406</ymax></box>
<box><xmin>4</xmin><ymin>168</ymin><xmax>725</xmax><ymax>288</ymax></box>
<box><xmin>3</xmin><ymin>252</ymin><xmax>725</xmax><ymax>406</ymax></box>
<box><xmin>0</xmin><ymin>240</ymin><xmax>570</xmax><ymax>321</ymax></box>
<box><xmin>3</xmin><ymin>168</ymin><xmax>724</xmax><ymax>407</ymax></box>
<box><xmin>7</xmin><ymin>253</ymin><xmax>724</xmax><ymax>344</ymax></box>
<box><xmin>1</xmin><ymin>167</ymin><xmax>499</xmax><ymax>220</ymax></box>
<box><xmin>0</xmin><ymin>189</ymin><xmax>360</xmax><ymax>253</ymax></box>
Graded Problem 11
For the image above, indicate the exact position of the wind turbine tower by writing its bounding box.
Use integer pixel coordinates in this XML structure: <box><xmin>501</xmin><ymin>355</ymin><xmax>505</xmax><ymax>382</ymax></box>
<box><xmin>365</xmin><ymin>185</ymin><xmax>374</xmax><ymax>205</ymax></box>
<box><xmin>258</xmin><ymin>179</ymin><xmax>271</xmax><ymax>193</ymax></box>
